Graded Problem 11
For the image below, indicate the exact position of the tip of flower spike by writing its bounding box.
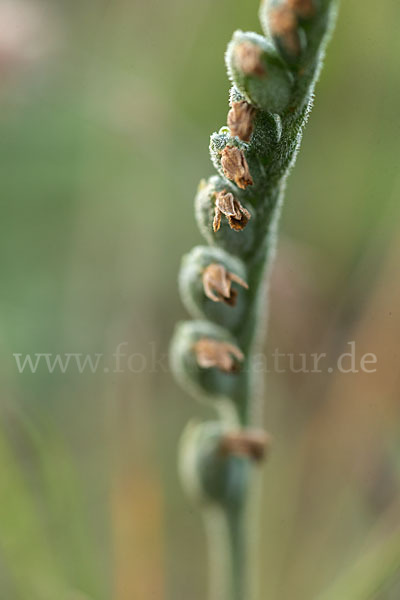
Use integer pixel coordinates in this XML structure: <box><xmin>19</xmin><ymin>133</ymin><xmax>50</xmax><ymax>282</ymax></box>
<box><xmin>260</xmin><ymin>0</ymin><xmax>323</xmax><ymax>67</ymax></box>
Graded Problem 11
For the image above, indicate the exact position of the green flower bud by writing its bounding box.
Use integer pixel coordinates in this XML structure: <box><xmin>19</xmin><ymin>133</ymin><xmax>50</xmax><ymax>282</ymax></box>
<box><xmin>225</xmin><ymin>31</ymin><xmax>293</xmax><ymax>114</ymax></box>
<box><xmin>195</xmin><ymin>177</ymin><xmax>256</xmax><ymax>258</ymax></box>
<box><xmin>260</xmin><ymin>0</ymin><xmax>307</xmax><ymax>67</ymax></box>
<box><xmin>179</xmin><ymin>421</ymin><xmax>250</xmax><ymax>509</ymax></box>
<box><xmin>209</xmin><ymin>128</ymin><xmax>252</xmax><ymax>189</ymax></box>
<box><xmin>169</xmin><ymin>320</ymin><xmax>245</xmax><ymax>406</ymax></box>
<box><xmin>260</xmin><ymin>0</ymin><xmax>336</xmax><ymax>72</ymax></box>
<box><xmin>179</xmin><ymin>245</ymin><xmax>249</xmax><ymax>329</ymax></box>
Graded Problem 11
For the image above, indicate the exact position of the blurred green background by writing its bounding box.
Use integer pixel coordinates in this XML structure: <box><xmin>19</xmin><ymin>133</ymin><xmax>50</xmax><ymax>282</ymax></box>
<box><xmin>1</xmin><ymin>0</ymin><xmax>400</xmax><ymax>598</ymax></box>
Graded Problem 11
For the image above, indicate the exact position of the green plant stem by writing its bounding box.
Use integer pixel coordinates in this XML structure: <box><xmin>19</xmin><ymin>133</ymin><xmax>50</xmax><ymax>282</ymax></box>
<box><xmin>212</xmin><ymin>200</ymin><xmax>281</xmax><ymax>600</ymax></box>
<box><xmin>232</xmin><ymin>187</ymin><xmax>283</xmax><ymax>425</ymax></box>
<box><xmin>204</xmin><ymin>504</ymin><xmax>248</xmax><ymax>600</ymax></box>
<box><xmin>227</xmin><ymin>505</ymin><xmax>247</xmax><ymax>600</ymax></box>
<box><xmin>203</xmin><ymin>508</ymin><xmax>232</xmax><ymax>600</ymax></box>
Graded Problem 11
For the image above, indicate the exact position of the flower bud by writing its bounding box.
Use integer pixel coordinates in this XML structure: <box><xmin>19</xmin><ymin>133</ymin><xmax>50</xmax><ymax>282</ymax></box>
<box><xmin>269</xmin><ymin>5</ymin><xmax>303</xmax><ymax>60</ymax></box>
<box><xmin>194</xmin><ymin>338</ymin><xmax>244</xmax><ymax>373</ymax></box>
<box><xmin>195</xmin><ymin>177</ymin><xmax>256</xmax><ymax>258</ymax></box>
<box><xmin>226</xmin><ymin>31</ymin><xmax>293</xmax><ymax>114</ymax></box>
<box><xmin>179</xmin><ymin>422</ymin><xmax>269</xmax><ymax>508</ymax></box>
<box><xmin>179</xmin><ymin>246</ymin><xmax>249</xmax><ymax>329</ymax></box>
<box><xmin>179</xmin><ymin>421</ymin><xmax>250</xmax><ymax>508</ymax></box>
<box><xmin>209</xmin><ymin>129</ymin><xmax>257</xmax><ymax>191</ymax></box>
<box><xmin>170</xmin><ymin>320</ymin><xmax>245</xmax><ymax>405</ymax></box>
<box><xmin>202</xmin><ymin>263</ymin><xmax>248</xmax><ymax>305</ymax></box>
<box><xmin>288</xmin><ymin>0</ymin><xmax>316</xmax><ymax>18</ymax></box>
<box><xmin>259</xmin><ymin>0</ymin><xmax>330</xmax><ymax>68</ymax></box>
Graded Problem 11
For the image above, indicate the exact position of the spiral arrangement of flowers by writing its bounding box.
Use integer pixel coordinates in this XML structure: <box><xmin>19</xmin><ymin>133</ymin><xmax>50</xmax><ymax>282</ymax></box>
<box><xmin>170</xmin><ymin>2</ymin><xmax>338</xmax><ymax>598</ymax></box>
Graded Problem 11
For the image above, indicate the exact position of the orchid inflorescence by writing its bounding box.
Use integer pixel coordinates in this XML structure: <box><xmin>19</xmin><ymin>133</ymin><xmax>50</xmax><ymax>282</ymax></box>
<box><xmin>171</xmin><ymin>1</ymin><xmax>337</xmax><ymax>598</ymax></box>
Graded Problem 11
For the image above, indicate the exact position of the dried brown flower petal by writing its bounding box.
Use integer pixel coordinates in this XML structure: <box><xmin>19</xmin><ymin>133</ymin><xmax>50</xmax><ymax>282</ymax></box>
<box><xmin>220</xmin><ymin>146</ymin><xmax>253</xmax><ymax>189</ymax></box>
<box><xmin>215</xmin><ymin>190</ymin><xmax>242</xmax><ymax>219</ymax></box>
<box><xmin>227</xmin><ymin>101</ymin><xmax>256</xmax><ymax>142</ymax></box>
<box><xmin>213</xmin><ymin>190</ymin><xmax>252</xmax><ymax>232</ymax></box>
<box><xmin>202</xmin><ymin>263</ymin><xmax>248</xmax><ymax>306</ymax></box>
<box><xmin>193</xmin><ymin>338</ymin><xmax>244</xmax><ymax>373</ymax></box>
<box><xmin>220</xmin><ymin>429</ymin><xmax>271</xmax><ymax>462</ymax></box>
<box><xmin>234</xmin><ymin>42</ymin><xmax>266</xmax><ymax>77</ymax></box>
<box><xmin>269</xmin><ymin>6</ymin><xmax>301</xmax><ymax>56</ymax></box>
<box><xmin>288</xmin><ymin>0</ymin><xmax>315</xmax><ymax>18</ymax></box>
<box><xmin>213</xmin><ymin>209</ymin><xmax>222</xmax><ymax>233</ymax></box>
<box><xmin>228</xmin><ymin>208</ymin><xmax>251</xmax><ymax>232</ymax></box>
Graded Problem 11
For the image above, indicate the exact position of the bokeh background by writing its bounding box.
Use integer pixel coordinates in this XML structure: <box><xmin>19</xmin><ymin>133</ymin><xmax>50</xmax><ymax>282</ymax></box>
<box><xmin>1</xmin><ymin>0</ymin><xmax>400</xmax><ymax>598</ymax></box>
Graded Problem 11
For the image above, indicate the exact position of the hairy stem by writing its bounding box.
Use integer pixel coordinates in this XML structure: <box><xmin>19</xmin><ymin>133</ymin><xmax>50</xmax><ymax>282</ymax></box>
<box><xmin>204</xmin><ymin>502</ymin><xmax>256</xmax><ymax>600</ymax></box>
